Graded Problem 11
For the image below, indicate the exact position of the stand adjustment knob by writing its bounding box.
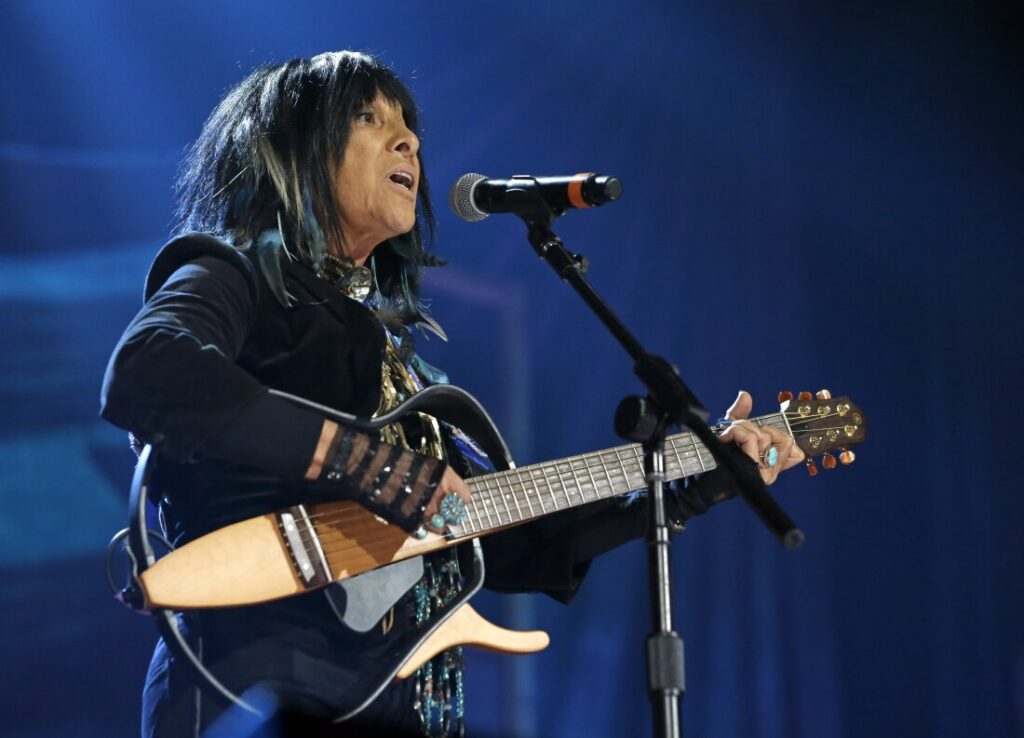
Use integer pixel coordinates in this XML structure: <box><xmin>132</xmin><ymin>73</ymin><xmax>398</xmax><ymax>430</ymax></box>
<box><xmin>615</xmin><ymin>395</ymin><xmax>661</xmax><ymax>443</ymax></box>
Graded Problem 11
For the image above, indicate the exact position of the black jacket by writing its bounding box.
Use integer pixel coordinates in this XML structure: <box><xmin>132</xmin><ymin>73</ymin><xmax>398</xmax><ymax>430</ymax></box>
<box><xmin>100</xmin><ymin>233</ymin><xmax>730</xmax><ymax>734</ymax></box>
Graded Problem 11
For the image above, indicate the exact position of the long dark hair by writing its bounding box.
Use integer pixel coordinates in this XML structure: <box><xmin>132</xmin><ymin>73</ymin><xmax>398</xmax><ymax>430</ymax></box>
<box><xmin>174</xmin><ymin>51</ymin><xmax>439</xmax><ymax>328</ymax></box>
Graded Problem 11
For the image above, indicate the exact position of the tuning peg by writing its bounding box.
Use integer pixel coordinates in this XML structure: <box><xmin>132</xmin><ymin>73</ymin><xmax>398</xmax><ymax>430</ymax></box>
<box><xmin>821</xmin><ymin>453</ymin><xmax>837</xmax><ymax>470</ymax></box>
<box><xmin>816</xmin><ymin>389</ymin><xmax>832</xmax><ymax>400</ymax></box>
<box><xmin>805</xmin><ymin>458</ymin><xmax>819</xmax><ymax>476</ymax></box>
<box><xmin>797</xmin><ymin>391</ymin><xmax>813</xmax><ymax>401</ymax></box>
<box><xmin>777</xmin><ymin>391</ymin><xmax>793</xmax><ymax>403</ymax></box>
<box><xmin>839</xmin><ymin>448</ymin><xmax>856</xmax><ymax>465</ymax></box>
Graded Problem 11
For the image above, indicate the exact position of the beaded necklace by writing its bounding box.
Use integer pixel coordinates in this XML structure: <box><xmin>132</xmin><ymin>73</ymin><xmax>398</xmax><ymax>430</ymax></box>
<box><xmin>377</xmin><ymin>332</ymin><xmax>466</xmax><ymax>738</ymax></box>
<box><xmin>316</xmin><ymin>252</ymin><xmax>467</xmax><ymax>737</ymax></box>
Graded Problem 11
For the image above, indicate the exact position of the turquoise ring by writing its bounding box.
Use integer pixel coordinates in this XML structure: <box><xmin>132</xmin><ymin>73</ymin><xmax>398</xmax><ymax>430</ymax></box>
<box><xmin>439</xmin><ymin>494</ymin><xmax>468</xmax><ymax>525</ymax></box>
<box><xmin>761</xmin><ymin>446</ymin><xmax>780</xmax><ymax>469</ymax></box>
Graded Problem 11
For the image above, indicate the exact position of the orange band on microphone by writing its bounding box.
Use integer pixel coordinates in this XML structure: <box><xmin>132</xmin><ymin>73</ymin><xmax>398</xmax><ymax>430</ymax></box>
<box><xmin>567</xmin><ymin>173</ymin><xmax>593</xmax><ymax>209</ymax></box>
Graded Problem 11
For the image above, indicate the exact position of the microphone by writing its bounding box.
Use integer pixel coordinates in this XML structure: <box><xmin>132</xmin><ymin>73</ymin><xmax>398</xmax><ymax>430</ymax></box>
<box><xmin>449</xmin><ymin>172</ymin><xmax>622</xmax><ymax>222</ymax></box>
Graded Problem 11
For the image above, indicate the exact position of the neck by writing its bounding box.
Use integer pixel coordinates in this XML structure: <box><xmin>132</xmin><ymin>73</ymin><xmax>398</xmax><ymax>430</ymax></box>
<box><xmin>450</xmin><ymin>412</ymin><xmax>791</xmax><ymax>540</ymax></box>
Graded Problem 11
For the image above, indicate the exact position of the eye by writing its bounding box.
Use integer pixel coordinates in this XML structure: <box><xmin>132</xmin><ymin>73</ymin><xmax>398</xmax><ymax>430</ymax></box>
<box><xmin>354</xmin><ymin>110</ymin><xmax>375</xmax><ymax>124</ymax></box>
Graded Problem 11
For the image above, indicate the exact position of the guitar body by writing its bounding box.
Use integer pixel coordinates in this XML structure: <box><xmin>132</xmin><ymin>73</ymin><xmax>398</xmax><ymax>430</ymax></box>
<box><xmin>134</xmin><ymin>384</ymin><xmax>551</xmax><ymax>720</ymax></box>
<box><xmin>140</xmin><ymin>501</ymin><xmax>444</xmax><ymax>610</ymax></box>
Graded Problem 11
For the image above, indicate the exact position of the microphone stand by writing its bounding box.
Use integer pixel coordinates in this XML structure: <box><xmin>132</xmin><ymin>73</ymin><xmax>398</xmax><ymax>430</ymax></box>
<box><xmin>503</xmin><ymin>188</ymin><xmax>803</xmax><ymax>738</ymax></box>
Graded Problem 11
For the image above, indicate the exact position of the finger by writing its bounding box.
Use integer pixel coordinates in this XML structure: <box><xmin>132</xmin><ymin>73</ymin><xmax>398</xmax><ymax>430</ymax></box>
<box><xmin>726</xmin><ymin>422</ymin><xmax>788</xmax><ymax>485</ymax></box>
<box><xmin>448</xmin><ymin>470</ymin><xmax>472</xmax><ymax>504</ymax></box>
<box><xmin>423</xmin><ymin>468</ymin><xmax>471</xmax><ymax>533</ymax></box>
<box><xmin>719</xmin><ymin>422</ymin><xmax>764</xmax><ymax>465</ymax></box>
<box><xmin>762</xmin><ymin>426</ymin><xmax>805</xmax><ymax>469</ymax></box>
<box><xmin>761</xmin><ymin>465</ymin><xmax>780</xmax><ymax>485</ymax></box>
<box><xmin>725</xmin><ymin>390</ymin><xmax>753</xmax><ymax>421</ymax></box>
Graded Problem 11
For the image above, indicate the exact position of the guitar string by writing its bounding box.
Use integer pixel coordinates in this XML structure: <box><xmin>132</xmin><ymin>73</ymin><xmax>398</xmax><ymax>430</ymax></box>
<box><xmin>292</xmin><ymin>440</ymin><xmax>725</xmax><ymax>562</ymax></box>
<box><xmin>296</xmin><ymin>409</ymin><xmax>808</xmax><ymax>535</ymax></box>
<box><xmin>294</xmin><ymin>414</ymin><xmax>801</xmax><ymax>556</ymax></box>
<box><xmin>291</xmin><ymin>439</ymin><xmax>715</xmax><ymax>561</ymax></box>
<box><xmin>299</xmin><ymin>416</ymin><xmax>828</xmax><ymax>564</ymax></box>
<box><xmin>279</xmin><ymin>412</ymin><xmax>840</xmax><ymax>568</ymax></box>
<box><xmin>285</xmin><ymin>424</ymin><xmax>849</xmax><ymax>580</ymax></box>
<box><xmin>466</xmin><ymin>414</ymin><xmax>847</xmax><ymax>525</ymax></box>
<box><xmin>293</xmin><ymin>417</ymin><xmax>830</xmax><ymax>559</ymax></box>
<box><xmin>298</xmin><ymin>421</ymin><xmax>735</xmax><ymax>528</ymax></box>
<box><xmin>299</xmin><ymin>440</ymin><xmax>712</xmax><ymax>547</ymax></box>
<box><xmin>299</xmin><ymin>433</ymin><xmax>722</xmax><ymax>529</ymax></box>
<box><xmin>295</xmin><ymin>412</ymin><xmax>793</xmax><ymax>528</ymax></box>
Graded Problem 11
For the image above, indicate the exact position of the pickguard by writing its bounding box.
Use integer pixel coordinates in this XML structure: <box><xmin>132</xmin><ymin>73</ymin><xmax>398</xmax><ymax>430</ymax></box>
<box><xmin>325</xmin><ymin>556</ymin><xmax>425</xmax><ymax>632</ymax></box>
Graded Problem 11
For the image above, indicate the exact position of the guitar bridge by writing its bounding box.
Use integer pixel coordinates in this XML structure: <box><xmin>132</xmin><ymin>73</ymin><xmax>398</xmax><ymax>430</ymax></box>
<box><xmin>278</xmin><ymin>505</ymin><xmax>333</xmax><ymax>588</ymax></box>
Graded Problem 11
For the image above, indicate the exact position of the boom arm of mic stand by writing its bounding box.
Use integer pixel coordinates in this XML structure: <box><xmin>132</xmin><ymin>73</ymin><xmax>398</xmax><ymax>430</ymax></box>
<box><xmin>519</xmin><ymin>201</ymin><xmax>804</xmax><ymax>549</ymax></box>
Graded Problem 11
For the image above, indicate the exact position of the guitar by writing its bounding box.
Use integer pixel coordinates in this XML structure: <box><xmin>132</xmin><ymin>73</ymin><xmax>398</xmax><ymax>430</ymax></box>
<box><xmin>134</xmin><ymin>385</ymin><xmax>865</xmax><ymax>717</ymax></box>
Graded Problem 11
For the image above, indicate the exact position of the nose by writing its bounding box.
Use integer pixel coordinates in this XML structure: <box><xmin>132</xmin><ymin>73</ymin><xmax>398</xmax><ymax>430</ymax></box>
<box><xmin>392</xmin><ymin>121</ymin><xmax>419</xmax><ymax>159</ymax></box>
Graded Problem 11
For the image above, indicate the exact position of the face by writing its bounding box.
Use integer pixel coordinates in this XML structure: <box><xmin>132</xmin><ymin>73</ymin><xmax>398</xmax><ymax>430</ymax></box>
<box><xmin>333</xmin><ymin>95</ymin><xmax>420</xmax><ymax>265</ymax></box>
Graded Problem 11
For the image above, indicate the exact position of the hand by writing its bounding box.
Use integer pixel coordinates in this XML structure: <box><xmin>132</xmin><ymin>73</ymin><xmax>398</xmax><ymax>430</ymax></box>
<box><xmin>422</xmin><ymin>466</ymin><xmax>472</xmax><ymax>534</ymax></box>
<box><xmin>718</xmin><ymin>390</ymin><xmax>804</xmax><ymax>484</ymax></box>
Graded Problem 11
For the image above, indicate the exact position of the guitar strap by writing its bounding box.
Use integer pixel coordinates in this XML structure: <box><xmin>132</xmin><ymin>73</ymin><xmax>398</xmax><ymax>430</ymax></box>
<box><xmin>125</xmin><ymin>443</ymin><xmax>264</xmax><ymax>718</ymax></box>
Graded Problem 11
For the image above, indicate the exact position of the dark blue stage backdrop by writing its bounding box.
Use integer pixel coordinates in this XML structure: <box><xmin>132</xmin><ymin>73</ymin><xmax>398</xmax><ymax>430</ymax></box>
<box><xmin>2</xmin><ymin>2</ymin><xmax>1021</xmax><ymax>737</ymax></box>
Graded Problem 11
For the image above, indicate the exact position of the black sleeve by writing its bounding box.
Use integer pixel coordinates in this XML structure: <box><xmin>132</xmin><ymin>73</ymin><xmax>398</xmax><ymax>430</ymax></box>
<box><xmin>100</xmin><ymin>236</ymin><xmax>323</xmax><ymax>477</ymax></box>
<box><xmin>482</xmin><ymin>472</ymin><xmax>739</xmax><ymax>604</ymax></box>
<box><xmin>481</xmin><ymin>498</ymin><xmax>641</xmax><ymax>604</ymax></box>
<box><xmin>100</xmin><ymin>235</ymin><xmax>450</xmax><ymax>532</ymax></box>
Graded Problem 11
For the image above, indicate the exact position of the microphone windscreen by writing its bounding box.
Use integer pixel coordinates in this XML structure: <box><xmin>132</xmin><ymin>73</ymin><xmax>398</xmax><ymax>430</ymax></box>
<box><xmin>449</xmin><ymin>173</ymin><xmax>489</xmax><ymax>222</ymax></box>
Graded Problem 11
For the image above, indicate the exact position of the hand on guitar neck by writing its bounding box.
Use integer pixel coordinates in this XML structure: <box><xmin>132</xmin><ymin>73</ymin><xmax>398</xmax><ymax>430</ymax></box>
<box><xmin>717</xmin><ymin>390</ymin><xmax>806</xmax><ymax>484</ymax></box>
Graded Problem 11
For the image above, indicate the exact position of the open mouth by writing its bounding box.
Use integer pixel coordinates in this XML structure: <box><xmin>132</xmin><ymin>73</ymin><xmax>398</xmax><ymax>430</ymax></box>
<box><xmin>388</xmin><ymin>170</ymin><xmax>415</xmax><ymax>191</ymax></box>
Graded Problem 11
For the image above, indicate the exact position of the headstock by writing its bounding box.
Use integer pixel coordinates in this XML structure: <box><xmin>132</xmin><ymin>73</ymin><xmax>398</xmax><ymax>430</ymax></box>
<box><xmin>778</xmin><ymin>389</ymin><xmax>866</xmax><ymax>474</ymax></box>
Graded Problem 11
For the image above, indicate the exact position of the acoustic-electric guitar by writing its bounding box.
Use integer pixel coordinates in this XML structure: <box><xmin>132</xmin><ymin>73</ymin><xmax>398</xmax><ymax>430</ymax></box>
<box><xmin>131</xmin><ymin>384</ymin><xmax>865</xmax><ymax>718</ymax></box>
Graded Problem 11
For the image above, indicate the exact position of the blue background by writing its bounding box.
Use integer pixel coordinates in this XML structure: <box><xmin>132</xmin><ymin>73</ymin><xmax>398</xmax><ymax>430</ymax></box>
<box><xmin>1</xmin><ymin>1</ymin><xmax>1021</xmax><ymax>736</ymax></box>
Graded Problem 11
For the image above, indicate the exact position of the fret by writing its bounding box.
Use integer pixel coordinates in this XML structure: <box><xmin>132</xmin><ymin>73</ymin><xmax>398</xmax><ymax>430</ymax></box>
<box><xmin>581</xmin><ymin>454</ymin><xmax>599</xmax><ymax>501</ymax></box>
<box><xmin>629</xmin><ymin>442</ymin><xmax>642</xmax><ymax>468</ymax></box>
<box><xmin>538</xmin><ymin>464</ymin><xmax>553</xmax><ymax>513</ymax></box>
<box><xmin>458</xmin><ymin>410</ymin><xmax>795</xmax><ymax>537</ymax></box>
<box><xmin>691</xmin><ymin>433</ymin><xmax>707</xmax><ymax>473</ymax></box>
<box><xmin>508</xmin><ymin>469</ymin><xmax>525</xmax><ymax>521</ymax></box>
<box><xmin>595</xmin><ymin>453</ymin><xmax>616</xmax><ymax>500</ymax></box>
<box><xmin>554</xmin><ymin>462</ymin><xmax>572</xmax><ymax>508</ymax></box>
<box><xmin>462</xmin><ymin>499</ymin><xmax>477</xmax><ymax>535</ymax></box>
<box><xmin>779</xmin><ymin>410</ymin><xmax>795</xmax><ymax>444</ymax></box>
<box><xmin>535</xmin><ymin>466</ymin><xmax>550</xmax><ymax>512</ymax></box>
<box><xmin>519</xmin><ymin>467</ymin><xmax>536</xmax><ymax>518</ymax></box>
<box><xmin>477</xmin><ymin>479</ymin><xmax>497</xmax><ymax>529</ymax></box>
<box><xmin>569</xmin><ymin>456</ymin><xmax>587</xmax><ymax>504</ymax></box>
<box><xmin>669</xmin><ymin>437</ymin><xmax>685</xmax><ymax>478</ymax></box>
<box><xmin>612</xmin><ymin>446</ymin><xmax>632</xmax><ymax>489</ymax></box>
<box><xmin>495</xmin><ymin>475</ymin><xmax>514</xmax><ymax>524</ymax></box>
<box><xmin>512</xmin><ymin>471</ymin><xmax>528</xmax><ymax>521</ymax></box>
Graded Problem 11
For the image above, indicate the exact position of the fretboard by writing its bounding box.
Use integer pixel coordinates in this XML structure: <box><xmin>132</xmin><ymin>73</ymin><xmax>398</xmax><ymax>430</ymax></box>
<box><xmin>453</xmin><ymin>412</ymin><xmax>790</xmax><ymax>539</ymax></box>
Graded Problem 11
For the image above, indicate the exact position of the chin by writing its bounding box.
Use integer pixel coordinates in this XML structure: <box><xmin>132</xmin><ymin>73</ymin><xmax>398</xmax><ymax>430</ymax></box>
<box><xmin>393</xmin><ymin>213</ymin><xmax>417</xmax><ymax>237</ymax></box>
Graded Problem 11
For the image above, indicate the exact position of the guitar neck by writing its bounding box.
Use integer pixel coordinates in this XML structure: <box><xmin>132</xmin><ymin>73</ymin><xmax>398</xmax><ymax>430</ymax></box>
<box><xmin>454</xmin><ymin>411</ymin><xmax>790</xmax><ymax>539</ymax></box>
